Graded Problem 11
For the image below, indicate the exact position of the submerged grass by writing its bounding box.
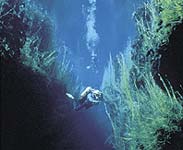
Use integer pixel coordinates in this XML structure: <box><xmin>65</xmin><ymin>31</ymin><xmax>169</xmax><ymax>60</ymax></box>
<box><xmin>0</xmin><ymin>0</ymin><xmax>80</xmax><ymax>94</ymax></box>
<box><xmin>132</xmin><ymin>0</ymin><xmax>183</xmax><ymax>76</ymax></box>
<box><xmin>102</xmin><ymin>0</ymin><xmax>183</xmax><ymax>149</ymax></box>
<box><xmin>0</xmin><ymin>0</ymin><xmax>55</xmax><ymax>70</ymax></box>
<box><xmin>134</xmin><ymin>0</ymin><xmax>183</xmax><ymax>50</ymax></box>
<box><xmin>20</xmin><ymin>36</ymin><xmax>57</xmax><ymax>75</ymax></box>
<box><xmin>102</xmin><ymin>53</ymin><xmax>183</xmax><ymax>150</ymax></box>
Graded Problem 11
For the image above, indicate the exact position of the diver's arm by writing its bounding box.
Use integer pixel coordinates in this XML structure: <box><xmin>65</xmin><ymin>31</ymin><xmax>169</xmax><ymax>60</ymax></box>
<box><xmin>80</xmin><ymin>86</ymin><xmax>93</xmax><ymax>99</ymax></box>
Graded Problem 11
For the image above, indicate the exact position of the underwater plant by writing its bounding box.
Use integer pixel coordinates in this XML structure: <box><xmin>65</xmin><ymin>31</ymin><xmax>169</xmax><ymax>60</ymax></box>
<box><xmin>102</xmin><ymin>53</ymin><xmax>183</xmax><ymax>150</ymax></box>
<box><xmin>0</xmin><ymin>0</ymin><xmax>55</xmax><ymax>73</ymax></box>
<box><xmin>0</xmin><ymin>0</ymin><xmax>80</xmax><ymax>94</ymax></box>
<box><xmin>56</xmin><ymin>45</ymin><xmax>82</xmax><ymax>96</ymax></box>
<box><xmin>131</xmin><ymin>0</ymin><xmax>183</xmax><ymax>80</ymax></box>
<box><xmin>102</xmin><ymin>0</ymin><xmax>183</xmax><ymax>149</ymax></box>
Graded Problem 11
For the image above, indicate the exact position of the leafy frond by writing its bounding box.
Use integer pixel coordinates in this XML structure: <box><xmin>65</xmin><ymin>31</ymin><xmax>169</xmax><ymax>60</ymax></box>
<box><xmin>102</xmin><ymin>53</ymin><xmax>183</xmax><ymax>150</ymax></box>
<box><xmin>132</xmin><ymin>0</ymin><xmax>183</xmax><ymax>76</ymax></box>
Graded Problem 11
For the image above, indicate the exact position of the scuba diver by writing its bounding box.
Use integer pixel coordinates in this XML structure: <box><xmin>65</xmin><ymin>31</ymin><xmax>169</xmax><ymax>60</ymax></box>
<box><xmin>66</xmin><ymin>86</ymin><xmax>103</xmax><ymax>111</ymax></box>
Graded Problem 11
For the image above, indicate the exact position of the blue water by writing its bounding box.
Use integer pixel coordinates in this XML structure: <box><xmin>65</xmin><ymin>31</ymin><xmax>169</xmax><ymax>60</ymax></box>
<box><xmin>36</xmin><ymin>0</ymin><xmax>145</xmax><ymax>84</ymax></box>
<box><xmin>34</xmin><ymin>0</ymin><xmax>146</xmax><ymax>149</ymax></box>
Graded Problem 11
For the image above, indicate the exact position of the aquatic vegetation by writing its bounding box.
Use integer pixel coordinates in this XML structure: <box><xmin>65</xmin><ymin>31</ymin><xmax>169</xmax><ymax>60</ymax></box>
<box><xmin>132</xmin><ymin>0</ymin><xmax>183</xmax><ymax>77</ymax></box>
<box><xmin>0</xmin><ymin>0</ymin><xmax>80</xmax><ymax>94</ymax></box>
<box><xmin>56</xmin><ymin>45</ymin><xmax>82</xmax><ymax>95</ymax></box>
<box><xmin>102</xmin><ymin>0</ymin><xmax>183</xmax><ymax>149</ymax></box>
<box><xmin>102</xmin><ymin>53</ymin><xmax>183</xmax><ymax>150</ymax></box>
<box><xmin>20</xmin><ymin>36</ymin><xmax>57</xmax><ymax>75</ymax></box>
<box><xmin>0</xmin><ymin>0</ymin><xmax>54</xmax><ymax>71</ymax></box>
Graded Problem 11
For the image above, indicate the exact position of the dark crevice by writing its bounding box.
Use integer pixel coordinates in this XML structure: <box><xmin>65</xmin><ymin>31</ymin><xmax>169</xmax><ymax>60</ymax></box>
<box><xmin>156</xmin><ymin>22</ymin><xmax>183</xmax><ymax>96</ymax></box>
<box><xmin>1</xmin><ymin>60</ymin><xmax>113</xmax><ymax>150</ymax></box>
<box><xmin>155</xmin><ymin>22</ymin><xmax>183</xmax><ymax>150</ymax></box>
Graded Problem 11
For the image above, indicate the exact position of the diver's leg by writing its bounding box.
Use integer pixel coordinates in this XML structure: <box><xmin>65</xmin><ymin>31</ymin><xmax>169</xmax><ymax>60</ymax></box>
<box><xmin>74</xmin><ymin>102</ymin><xmax>86</xmax><ymax>111</ymax></box>
<box><xmin>73</xmin><ymin>101</ymin><xmax>78</xmax><ymax>110</ymax></box>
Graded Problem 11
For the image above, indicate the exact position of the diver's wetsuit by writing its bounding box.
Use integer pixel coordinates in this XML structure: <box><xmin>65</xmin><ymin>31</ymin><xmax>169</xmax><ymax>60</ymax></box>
<box><xmin>66</xmin><ymin>86</ymin><xmax>102</xmax><ymax>111</ymax></box>
<box><xmin>74</xmin><ymin>92</ymin><xmax>100</xmax><ymax>111</ymax></box>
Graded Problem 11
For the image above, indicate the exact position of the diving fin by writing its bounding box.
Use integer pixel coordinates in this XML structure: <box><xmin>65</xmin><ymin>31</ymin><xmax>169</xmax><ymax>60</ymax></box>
<box><xmin>66</xmin><ymin>93</ymin><xmax>75</xmax><ymax>100</ymax></box>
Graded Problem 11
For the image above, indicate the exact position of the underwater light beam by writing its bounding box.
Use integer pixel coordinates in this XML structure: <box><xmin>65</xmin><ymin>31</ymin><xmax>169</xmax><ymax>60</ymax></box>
<box><xmin>85</xmin><ymin>0</ymin><xmax>99</xmax><ymax>71</ymax></box>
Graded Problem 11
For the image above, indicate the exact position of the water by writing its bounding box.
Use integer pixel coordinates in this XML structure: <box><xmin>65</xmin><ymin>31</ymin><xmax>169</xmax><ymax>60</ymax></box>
<box><xmin>34</xmin><ymin>0</ymin><xmax>147</xmax><ymax>149</ymax></box>
<box><xmin>35</xmin><ymin>0</ymin><xmax>145</xmax><ymax>84</ymax></box>
<box><xmin>1</xmin><ymin>0</ymin><xmax>146</xmax><ymax>150</ymax></box>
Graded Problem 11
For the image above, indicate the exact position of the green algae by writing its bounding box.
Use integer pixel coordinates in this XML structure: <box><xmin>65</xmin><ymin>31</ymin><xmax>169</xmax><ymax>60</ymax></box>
<box><xmin>102</xmin><ymin>0</ymin><xmax>183</xmax><ymax>149</ymax></box>
<box><xmin>0</xmin><ymin>0</ymin><xmax>79</xmax><ymax>94</ymax></box>
<box><xmin>102</xmin><ymin>52</ymin><xmax>183</xmax><ymax>150</ymax></box>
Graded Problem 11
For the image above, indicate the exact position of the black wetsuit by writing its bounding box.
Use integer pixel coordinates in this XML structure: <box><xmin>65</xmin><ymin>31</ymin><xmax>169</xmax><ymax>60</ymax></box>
<box><xmin>74</xmin><ymin>93</ymin><xmax>100</xmax><ymax>111</ymax></box>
